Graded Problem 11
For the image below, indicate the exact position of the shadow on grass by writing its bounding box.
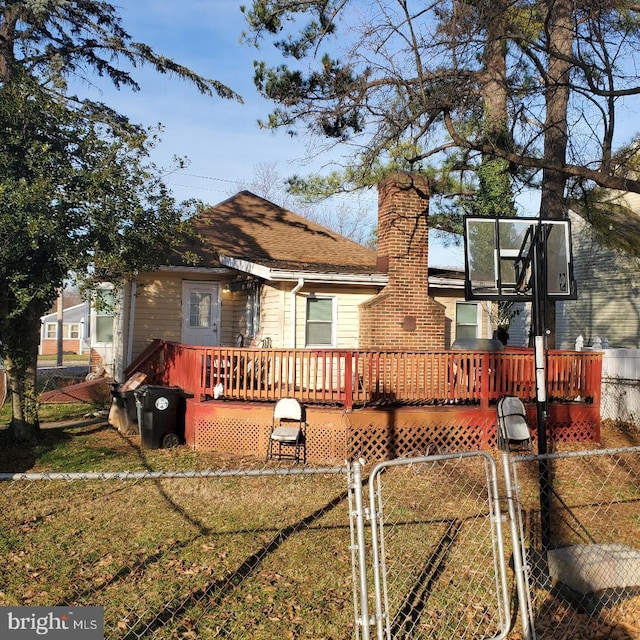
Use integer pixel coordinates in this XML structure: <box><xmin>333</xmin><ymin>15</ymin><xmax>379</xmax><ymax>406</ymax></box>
<box><xmin>121</xmin><ymin>486</ymin><xmax>350</xmax><ymax>640</ymax></box>
<box><xmin>390</xmin><ymin>519</ymin><xmax>463</xmax><ymax>638</ymax></box>
<box><xmin>0</xmin><ymin>424</ymin><xmax>73</xmax><ymax>473</ymax></box>
<box><xmin>0</xmin><ymin>420</ymin><xmax>114</xmax><ymax>473</ymax></box>
<box><xmin>27</xmin><ymin>425</ymin><xmax>350</xmax><ymax>635</ymax></box>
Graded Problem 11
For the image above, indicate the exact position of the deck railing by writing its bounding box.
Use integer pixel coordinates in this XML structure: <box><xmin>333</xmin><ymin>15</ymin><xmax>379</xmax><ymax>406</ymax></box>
<box><xmin>136</xmin><ymin>343</ymin><xmax>603</xmax><ymax>410</ymax></box>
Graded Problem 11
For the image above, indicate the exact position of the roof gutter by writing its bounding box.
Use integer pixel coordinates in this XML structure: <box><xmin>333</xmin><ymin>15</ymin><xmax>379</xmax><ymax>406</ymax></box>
<box><xmin>290</xmin><ymin>278</ymin><xmax>304</xmax><ymax>348</ymax></box>
<box><xmin>218</xmin><ymin>255</ymin><xmax>387</xmax><ymax>286</ymax></box>
<box><xmin>427</xmin><ymin>275</ymin><xmax>466</xmax><ymax>288</ymax></box>
<box><xmin>218</xmin><ymin>256</ymin><xmax>466</xmax><ymax>290</ymax></box>
<box><xmin>157</xmin><ymin>265</ymin><xmax>230</xmax><ymax>275</ymax></box>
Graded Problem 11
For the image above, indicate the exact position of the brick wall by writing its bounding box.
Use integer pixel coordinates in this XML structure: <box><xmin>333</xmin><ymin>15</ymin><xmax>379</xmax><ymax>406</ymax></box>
<box><xmin>90</xmin><ymin>348</ymin><xmax>105</xmax><ymax>371</ymax></box>
<box><xmin>40</xmin><ymin>339</ymin><xmax>82</xmax><ymax>355</ymax></box>
<box><xmin>359</xmin><ymin>172</ymin><xmax>446</xmax><ymax>350</ymax></box>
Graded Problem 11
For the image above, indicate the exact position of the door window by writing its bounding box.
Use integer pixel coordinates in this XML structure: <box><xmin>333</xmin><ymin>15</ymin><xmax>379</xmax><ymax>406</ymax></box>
<box><xmin>189</xmin><ymin>291</ymin><xmax>212</xmax><ymax>328</ymax></box>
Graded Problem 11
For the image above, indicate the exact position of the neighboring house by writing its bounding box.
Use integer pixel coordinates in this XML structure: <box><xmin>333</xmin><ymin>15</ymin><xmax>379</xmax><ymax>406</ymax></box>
<box><xmin>39</xmin><ymin>303</ymin><xmax>89</xmax><ymax>356</ymax></box>
<box><xmin>96</xmin><ymin>172</ymin><xmax>496</xmax><ymax>380</ymax></box>
<box><xmin>501</xmin><ymin>299</ymin><xmax>531</xmax><ymax>348</ymax></box>
<box><xmin>509</xmin><ymin>205</ymin><xmax>640</xmax><ymax>350</ymax></box>
<box><xmin>557</xmin><ymin>208</ymin><xmax>640</xmax><ymax>350</ymax></box>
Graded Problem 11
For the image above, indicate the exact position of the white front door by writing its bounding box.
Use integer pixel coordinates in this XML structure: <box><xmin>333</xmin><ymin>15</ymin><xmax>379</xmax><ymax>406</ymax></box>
<box><xmin>181</xmin><ymin>282</ymin><xmax>220</xmax><ymax>346</ymax></box>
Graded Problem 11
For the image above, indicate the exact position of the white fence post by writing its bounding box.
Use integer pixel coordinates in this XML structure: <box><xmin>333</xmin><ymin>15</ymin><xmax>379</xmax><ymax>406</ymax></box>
<box><xmin>350</xmin><ymin>461</ymin><xmax>372</xmax><ymax>640</ymax></box>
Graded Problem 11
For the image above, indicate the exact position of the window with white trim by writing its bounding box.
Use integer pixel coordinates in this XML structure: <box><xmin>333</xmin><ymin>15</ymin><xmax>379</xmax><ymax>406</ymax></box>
<box><xmin>45</xmin><ymin>323</ymin><xmax>57</xmax><ymax>339</ymax></box>
<box><xmin>95</xmin><ymin>289</ymin><xmax>115</xmax><ymax>344</ymax></box>
<box><xmin>67</xmin><ymin>323</ymin><xmax>80</xmax><ymax>339</ymax></box>
<box><xmin>455</xmin><ymin>302</ymin><xmax>479</xmax><ymax>340</ymax></box>
<box><xmin>305</xmin><ymin>296</ymin><xmax>335</xmax><ymax>347</ymax></box>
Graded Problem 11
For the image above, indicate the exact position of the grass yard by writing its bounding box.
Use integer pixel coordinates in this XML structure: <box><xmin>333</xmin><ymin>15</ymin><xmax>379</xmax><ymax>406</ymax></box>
<box><xmin>0</xmin><ymin>409</ymin><xmax>638</xmax><ymax>639</ymax></box>
<box><xmin>0</xmin><ymin>415</ymin><xmax>355</xmax><ymax>639</ymax></box>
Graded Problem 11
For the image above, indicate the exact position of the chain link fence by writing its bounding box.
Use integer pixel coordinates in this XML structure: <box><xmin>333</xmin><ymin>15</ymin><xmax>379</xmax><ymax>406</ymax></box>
<box><xmin>349</xmin><ymin>444</ymin><xmax>640</xmax><ymax>640</ymax></box>
<box><xmin>350</xmin><ymin>452</ymin><xmax>514</xmax><ymax>640</ymax></box>
<box><xmin>1</xmin><ymin>433</ymin><xmax>639</xmax><ymax>639</ymax></box>
<box><xmin>0</xmin><ymin>467</ymin><xmax>352</xmax><ymax>639</ymax></box>
<box><xmin>507</xmin><ymin>446</ymin><xmax>640</xmax><ymax>639</ymax></box>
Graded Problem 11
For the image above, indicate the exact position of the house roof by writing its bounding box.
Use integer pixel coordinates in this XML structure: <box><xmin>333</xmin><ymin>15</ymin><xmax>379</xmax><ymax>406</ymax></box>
<box><xmin>40</xmin><ymin>303</ymin><xmax>87</xmax><ymax>324</ymax></box>
<box><xmin>170</xmin><ymin>190</ymin><xmax>466</xmax><ymax>289</ymax></box>
<box><xmin>175</xmin><ymin>191</ymin><xmax>381</xmax><ymax>282</ymax></box>
<box><xmin>428</xmin><ymin>267</ymin><xmax>466</xmax><ymax>288</ymax></box>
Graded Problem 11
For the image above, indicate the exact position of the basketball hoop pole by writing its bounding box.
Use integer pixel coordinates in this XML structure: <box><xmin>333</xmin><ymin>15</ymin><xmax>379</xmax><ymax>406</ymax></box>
<box><xmin>531</xmin><ymin>222</ymin><xmax>552</xmax><ymax>552</ymax></box>
<box><xmin>463</xmin><ymin>213</ymin><xmax>575</xmax><ymax>554</ymax></box>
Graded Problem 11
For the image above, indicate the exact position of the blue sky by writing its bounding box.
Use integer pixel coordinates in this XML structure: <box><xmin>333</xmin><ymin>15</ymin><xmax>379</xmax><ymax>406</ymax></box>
<box><xmin>88</xmin><ymin>2</ymin><xmax>315</xmax><ymax>198</ymax></box>
<box><xmin>75</xmin><ymin>1</ymin><xmax>466</xmax><ymax>267</ymax></box>
<box><xmin>77</xmin><ymin>2</ymin><xmax>640</xmax><ymax>270</ymax></box>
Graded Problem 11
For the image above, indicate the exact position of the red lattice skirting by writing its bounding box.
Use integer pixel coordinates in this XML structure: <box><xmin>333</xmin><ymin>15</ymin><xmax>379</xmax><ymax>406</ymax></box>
<box><xmin>186</xmin><ymin>401</ymin><xmax>600</xmax><ymax>464</ymax></box>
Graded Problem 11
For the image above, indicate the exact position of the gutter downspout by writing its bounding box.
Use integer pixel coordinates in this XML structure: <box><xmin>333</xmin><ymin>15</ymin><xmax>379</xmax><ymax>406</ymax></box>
<box><xmin>126</xmin><ymin>280</ymin><xmax>137</xmax><ymax>372</ymax></box>
<box><xmin>290</xmin><ymin>278</ymin><xmax>304</xmax><ymax>348</ymax></box>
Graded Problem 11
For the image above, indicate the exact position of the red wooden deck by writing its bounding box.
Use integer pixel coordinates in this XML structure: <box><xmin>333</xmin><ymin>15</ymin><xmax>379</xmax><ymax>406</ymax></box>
<box><xmin>130</xmin><ymin>341</ymin><xmax>602</xmax><ymax>410</ymax></box>
<box><xmin>126</xmin><ymin>342</ymin><xmax>602</xmax><ymax>462</ymax></box>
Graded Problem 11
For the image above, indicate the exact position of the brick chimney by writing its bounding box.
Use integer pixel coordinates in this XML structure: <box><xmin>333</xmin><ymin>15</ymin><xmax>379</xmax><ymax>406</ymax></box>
<box><xmin>359</xmin><ymin>172</ymin><xmax>445</xmax><ymax>350</ymax></box>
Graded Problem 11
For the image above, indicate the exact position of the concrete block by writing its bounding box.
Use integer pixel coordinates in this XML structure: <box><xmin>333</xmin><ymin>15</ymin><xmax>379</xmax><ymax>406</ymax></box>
<box><xmin>548</xmin><ymin>544</ymin><xmax>640</xmax><ymax>594</ymax></box>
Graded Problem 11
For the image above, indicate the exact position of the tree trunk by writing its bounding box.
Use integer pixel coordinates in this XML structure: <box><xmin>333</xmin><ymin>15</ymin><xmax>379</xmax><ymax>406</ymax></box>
<box><xmin>540</xmin><ymin>0</ymin><xmax>573</xmax><ymax>347</ymax></box>
<box><xmin>0</xmin><ymin>4</ymin><xmax>18</xmax><ymax>83</ymax></box>
<box><xmin>541</xmin><ymin>0</ymin><xmax>572</xmax><ymax>219</ymax></box>
<box><xmin>481</xmin><ymin>1</ymin><xmax>509</xmax><ymax>137</ymax></box>
<box><xmin>5</xmin><ymin>354</ymin><xmax>40</xmax><ymax>442</ymax></box>
<box><xmin>475</xmin><ymin>0</ymin><xmax>517</xmax><ymax>219</ymax></box>
<box><xmin>1</xmin><ymin>300</ymin><xmax>44</xmax><ymax>443</ymax></box>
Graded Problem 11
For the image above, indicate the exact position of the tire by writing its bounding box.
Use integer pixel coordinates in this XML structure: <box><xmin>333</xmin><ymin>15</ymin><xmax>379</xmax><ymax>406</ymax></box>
<box><xmin>162</xmin><ymin>432</ymin><xmax>180</xmax><ymax>448</ymax></box>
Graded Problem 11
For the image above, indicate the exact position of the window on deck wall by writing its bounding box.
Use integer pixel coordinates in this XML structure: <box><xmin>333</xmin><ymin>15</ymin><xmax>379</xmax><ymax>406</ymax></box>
<box><xmin>455</xmin><ymin>302</ymin><xmax>479</xmax><ymax>340</ymax></box>
<box><xmin>305</xmin><ymin>296</ymin><xmax>335</xmax><ymax>347</ymax></box>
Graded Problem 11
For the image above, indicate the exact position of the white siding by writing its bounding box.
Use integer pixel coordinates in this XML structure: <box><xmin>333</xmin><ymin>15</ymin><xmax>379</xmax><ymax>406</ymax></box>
<box><xmin>223</xmin><ymin>289</ymin><xmax>244</xmax><ymax>346</ymax></box>
<box><xmin>130</xmin><ymin>272</ymin><xmax>232</xmax><ymax>360</ymax></box>
<box><xmin>259</xmin><ymin>283</ymin><xmax>286</xmax><ymax>347</ymax></box>
<box><xmin>432</xmin><ymin>295</ymin><xmax>495</xmax><ymax>347</ymax></box>
<box><xmin>128</xmin><ymin>272</ymin><xmax>479</xmax><ymax>357</ymax></box>
<box><xmin>131</xmin><ymin>274</ymin><xmax>182</xmax><ymax>358</ymax></box>
<box><xmin>557</xmin><ymin>213</ymin><xmax>640</xmax><ymax>349</ymax></box>
<box><xmin>506</xmin><ymin>302</ymin><xmax>531</xmax><ymax>347</ymax></box>
<box><xmin>293</xmin><ymin>284</ymin><xmax>376</xmax><ymax>349</ymax></box>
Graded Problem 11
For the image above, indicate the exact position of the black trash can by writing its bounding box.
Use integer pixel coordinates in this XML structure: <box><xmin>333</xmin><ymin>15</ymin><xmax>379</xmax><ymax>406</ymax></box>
<box><xmin>134</xmin><ymin>385</ymin><xmax>184</xmax><ymax>449</ymax></box>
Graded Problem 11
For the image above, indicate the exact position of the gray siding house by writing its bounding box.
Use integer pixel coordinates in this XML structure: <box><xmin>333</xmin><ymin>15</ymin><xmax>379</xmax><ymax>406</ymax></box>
<box><xmin>509</xmin><ymin>204</ymin><xmax>640</xmax><ymax>350</ymax></box>
<box><xmin>557</xmin><ymin>210</ymin><xmax>640</xmax><ymax>350</ymax></box>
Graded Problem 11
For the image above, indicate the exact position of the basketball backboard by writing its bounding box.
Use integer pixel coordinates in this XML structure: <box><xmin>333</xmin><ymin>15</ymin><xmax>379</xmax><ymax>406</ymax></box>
<box><xmin>463</xmin><ymin>216</ymin><xmax>576</xmax><ymax>301</ymax></box>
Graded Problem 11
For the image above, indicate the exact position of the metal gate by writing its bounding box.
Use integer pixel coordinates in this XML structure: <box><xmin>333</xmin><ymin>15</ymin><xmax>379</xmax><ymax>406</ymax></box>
<box><xmin>349</xmin><ymin>451</ymin><xmax>526</xmax><ymax>640</ymax></box>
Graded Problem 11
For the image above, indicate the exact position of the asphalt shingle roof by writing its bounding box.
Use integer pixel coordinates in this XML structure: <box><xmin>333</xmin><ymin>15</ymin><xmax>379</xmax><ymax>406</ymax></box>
<box><xmin>179</xmin><ymin>191</ymin><xmax>377</xmax><ymax>273</ymax></box>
